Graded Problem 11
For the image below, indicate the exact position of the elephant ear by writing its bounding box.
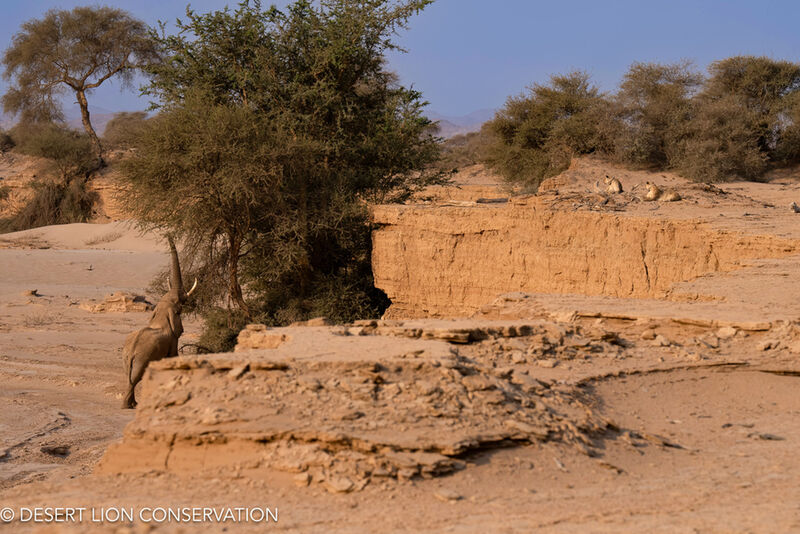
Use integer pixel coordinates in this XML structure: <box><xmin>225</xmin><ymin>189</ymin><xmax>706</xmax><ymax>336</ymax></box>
<box><xmin>167</xmin><ymin>306</ymin><xmax>184</xmax><ymax>338</ymax></box>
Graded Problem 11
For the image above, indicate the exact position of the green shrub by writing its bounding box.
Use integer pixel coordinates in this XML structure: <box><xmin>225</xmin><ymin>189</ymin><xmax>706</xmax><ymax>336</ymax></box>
<box><xmin>103</xmin><ymin>111</ymin><xmax>149</xmax><ymax>149</ymax></box>
<box><xmin>196</xmin><ymin>307</ymin><xmax>248</xmax><ymax>353</ymax></box>
<box><xmin>677</xmin><ymin>95</ymin><xmax>768</xmax><ymax>182</ymax></box>
<box><xmin>671</xmin><ymin>56</ymin><xmax>800</xmax><ymax>181</ymax></box>
<box><xmin>0</xmin><ymin>177</ymin><xmax>98</xmax><ymax>231</ymax></box>
<box><xmin>241</xmin><ymin>198</ymin><xmax>391</xmax><ymax>326</ymax></box>
<box><xmin>614</xmin><ymin>61</ymin><xmax>702</xmax><ymax>168</ymax></box>
<box><xmin>482</xmin><ymin>71</ymin><xmax>612</xmax><ymax>191</ymax></box>
<box><xmin>0</xmin><ymin>130</ymin><xmax>13</xmax><ymax>152</ymax></box>
<box><xmin>703</xmin><ymin>56</ymin><xmax>800</xmax><ymax>118</ymax></box>
<box><xmin>10</xmin><ymin>122</ymin><xmax>95</xmax><ymax>179</ymax></box>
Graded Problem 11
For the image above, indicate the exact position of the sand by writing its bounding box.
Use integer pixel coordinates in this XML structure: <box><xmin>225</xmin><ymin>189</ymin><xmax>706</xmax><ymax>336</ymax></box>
<box><xmin>2</xmin><ymin>164</ymin><xmax>800</xmax><ymax>532</ymax></box>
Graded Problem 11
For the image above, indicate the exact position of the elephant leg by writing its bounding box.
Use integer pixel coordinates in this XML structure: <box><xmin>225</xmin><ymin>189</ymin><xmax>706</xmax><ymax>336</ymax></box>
<box><xmin>122</xmin><ymin>385</ymin><xmax>137</xmax><ymax>409</ymax></box>
<box><xmin>122</xmin><ymin>353</ymin><xmax>149</xmax><ymax>409</ymax></box>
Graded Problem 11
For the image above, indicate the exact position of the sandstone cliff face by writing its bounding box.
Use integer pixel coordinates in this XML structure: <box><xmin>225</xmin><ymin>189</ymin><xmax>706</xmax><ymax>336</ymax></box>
<box><xmin>87</xmin><ymin>168</ymin><xmax>128</xmax><ymax>221</ymax></box>
<box><xmin>0</xmin><ymin>150</ymin><xmax>129</xmax><ymax>221</ymax></box>
<box><xmin>0</xmin><ymin>152</ymin><xmax>48</xmax><ymax>217</ymax></box>
<box><xmin>371</xmin><ymin>198</ymin><xmax>800</xmax><ymax>318</ymax></box>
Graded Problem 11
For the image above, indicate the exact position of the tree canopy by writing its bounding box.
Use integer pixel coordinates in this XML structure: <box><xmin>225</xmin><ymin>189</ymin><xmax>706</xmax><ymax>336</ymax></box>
<box><xmin>120</xmin><ymin>0</ymin><xmax>442</xmax><ymax>340</ymax></box>
<box><xmin>482</xmin><ymin>71</ymin><xmax>610</xmax><ymax>190</ymax></box>
<box><xmin>480</xmin><ymin>55</ymin><xmax>800</xmax><ymax>187</ymax></box>
<box><xmin>614</xmin><ymin>61</ymin><xmax>702</xmax><ymax>167</ymax></box>
<box><xmin>2</xmin><ymin>6</ymin><xmax>158</xmax><ymax>159</ymax></box>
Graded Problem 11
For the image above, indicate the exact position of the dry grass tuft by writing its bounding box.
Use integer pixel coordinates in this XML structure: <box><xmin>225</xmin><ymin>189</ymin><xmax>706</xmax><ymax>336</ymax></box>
<box><xmin>22</xmin><ymin>312</ymin><xmax>63</xmax><ymax>328</ymax></box>
<box><xmin>84</xmin><ymin>231</ymin><xmax>123</xmax><ymax>246</ymax></box>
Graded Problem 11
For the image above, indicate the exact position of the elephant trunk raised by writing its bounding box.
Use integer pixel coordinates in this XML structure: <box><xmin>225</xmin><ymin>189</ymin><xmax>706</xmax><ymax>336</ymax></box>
<box><xmin>122</xmin><ymin>235</ymin><xmax>197</xmax><ymax>409</ymax></box>
<box><xmin>168</xmin><ymin>237</ymin><xmax>184</xmax><ymax>297</ymax></box>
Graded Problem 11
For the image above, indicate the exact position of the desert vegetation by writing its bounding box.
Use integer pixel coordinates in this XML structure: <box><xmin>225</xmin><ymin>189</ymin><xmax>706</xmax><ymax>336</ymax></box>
<box><xmin>0</xmin><ymin>1</ymin><xmax>442</xmax><ymax>346</ymax></box>
<box><xmin>116</xmin><ymin>0</ymin><xmax>443</xmax><ymax>348</ymax></box>
<box><xmin>481</xmin><ymin>71</ymin><xmax>612</xmax><ymax>190</ymax></box>
<box><xmin>0</xmin><ymin>5</ymin><xmax>157</xmax><ymax>230</ymax></box>
<box><xmin>1</xmin><ymin>6</ymin><xmax>157</xmax><ymax>161</ymax></box>
<box><xmin>3</xmin><ymin>1</ymin><xmax>800</xmax><ymax>346</ymax></box>
<box><xmin>0</xmin><ymin>122</ymin><xmax>98</xmax><ymax>231</ymax></box>
<box><xmin>102</xmin><ymin>111</ymin><xmax>149</xmax><ymax>150</ymax></box>
<box><xmin>479</xmin><ymin>57</ymin><xmax>800</xmax><ymax>190</ymax></box>
<box><xmin>436</xmin><ymin>130</ymin><xmax>490</xmax><ymax>171</ymax></box>
<box><xmin>0</xmin><ymin>128</ymin><xmax>13</xmax><ymax>151</ymax></box>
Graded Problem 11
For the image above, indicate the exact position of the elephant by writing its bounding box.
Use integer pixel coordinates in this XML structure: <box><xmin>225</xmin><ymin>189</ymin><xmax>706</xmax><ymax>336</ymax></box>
<box><xmin>122</xmin><ymin>236</ymin><xmax>197</xmax><ymax>409</ymax></box>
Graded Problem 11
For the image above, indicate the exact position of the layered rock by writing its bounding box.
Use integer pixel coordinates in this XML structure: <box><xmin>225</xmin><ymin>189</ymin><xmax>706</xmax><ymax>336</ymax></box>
<box><xmin>97</xmin><ymin>326</ymin><xmax>611</xmax><ymax>492</ymax></box>
<box><xmin>88</xmin><ymin>170</ymin><xmax>128</xmax><ymax>221</ymax></box>
<box><xmin>0</xmin><ymin>150</ymin><xmax>129</xmax><ymax>221</ymax></box>
<box><xmin>371</xmin><ymin>198</ymin><xmax>800</xmax><ymax>318</ymax></box>
<box><xmin>79</xmin><ymin>291</ymin><xmax>153</xmax><ymax>313</ymax></box>
<box><xmin>234</xmin><ymin>324</ymin><xmax>290</xmax><ymax>351</ymax></box>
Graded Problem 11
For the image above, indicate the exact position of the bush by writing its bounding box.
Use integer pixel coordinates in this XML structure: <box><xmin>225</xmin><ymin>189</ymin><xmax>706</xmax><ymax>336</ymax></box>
<box><xmin>482</xmin><ymin>71</ymin><xmax>611</xmax><ymax>190</ymax></box>
<box><xmin>1</xmin><ymin>122</ymin><xmax>98</xmax><ymax>231</ymax></box>
<box><xmin>196</xmin><ymin>307</ymin><xmax>248</xmax><ymax>353</ymax></box>
<box><xmin>614</xmin><ymin>61</ymin><xmax>702</xmax><ymax>168</ymax></box>
<box><xmin>677</xmin><ymin>96</ymin><xmax>768</xmax><ymax>182</ymax></box>
<box><xmin>480</xmin><ymin>56</ymin><xmax>800</xmax><ymax>184</ymax></box>
<box><xmin>0</xmin><ymin>177</ymin><xmax>98</xmax><ymax>231</ymax></box>
<box><xmin>243</xmin><ymin>201</ymin><xmax>391</xmax><ymax>326</ymax></box>
<box><xmin>103</xmin><ymin>111</ymin><xmax>149</xmax><ymax>149</ymax></box>
<box><xmin>436</xmin><ymin>130</ymin><xmax>490</xmax><ymax>171</ymax></box>
<box><xmin>775</xmin><ymin>91</ymin><xmax>800</xmax><ymax>164</ymax></box>
<box><xmin>703</xmin><ymin>56</ymin><xmax>800</xmax><ymax>118</ymax></box>
<box><xmin>10</xmin><ymin>122</ymin><xmax>96</xmax><ymax>179</ymax></box>
<box><xmin>0</xmin><ymin>130</ymin><xmax>13</xmax><ymax>152</ymax></box>
<box><xmin>670</xmin><ymin>56</ymin><xmax>800</xmax><ymax>181</ymax></box>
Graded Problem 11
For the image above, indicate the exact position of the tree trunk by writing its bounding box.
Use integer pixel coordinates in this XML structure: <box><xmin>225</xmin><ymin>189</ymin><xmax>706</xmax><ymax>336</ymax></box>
<box><xmin>228</xmin><ymin>232</ymin><xmax>251</xmax><ymax>319</ymax></box>
<box><xmin>75</xmin><ymin>89</ymin><xmax>104</xmax><ymax>166</ymax></box>
<box><xmin>298</xmin><ymin>177</ymin><xmax>310</xmax><ymax>297</ymax></box>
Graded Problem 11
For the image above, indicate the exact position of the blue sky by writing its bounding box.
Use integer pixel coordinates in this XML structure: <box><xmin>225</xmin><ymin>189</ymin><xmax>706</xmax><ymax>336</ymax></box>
<box><xmin>2</xmin><ymin>0</ymin><xmax>800</xmax><ymax>117</ymax></box>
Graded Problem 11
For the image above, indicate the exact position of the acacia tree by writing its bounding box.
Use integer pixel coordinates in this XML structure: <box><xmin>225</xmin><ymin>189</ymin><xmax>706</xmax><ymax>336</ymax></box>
<box><xmin>121</xmin><ymin>0</ymin><xmax>443</xmax><ymax>333</ymax></box>
<box><xmin>121</xmin><ymin>99</ymin><xmax>287</xmax><ymax>316</ymax></box>
<box><xmin>483</xmin><ymin>71</ymin><xmax>611</xmax><ymax>190</ymax></box>
<box><xmin>701</xmin><ymin>56</ymin><xmax>800</xmax><ymax>157</ymax></box>
<box><xmin>615</xmin><ymin>61</ymin><xmax>703</xmax><ymax>168</ymax></box>
<box><xmin>677</xmin><ymin>56</ymin><xmax>800</xmax><ymax>181</ymax></box>
<box><xmin>2</xmin><ymin>6</ymin><xmax>159</xmax><ymax>160</ymax></box>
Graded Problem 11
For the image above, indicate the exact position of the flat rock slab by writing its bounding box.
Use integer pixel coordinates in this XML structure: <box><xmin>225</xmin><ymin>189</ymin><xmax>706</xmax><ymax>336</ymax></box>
<box><xmin>98</xmin><ymin>328</ymin><xmax>609</xmax><ymax>492</ymax></box>
<box><xmin>229</xmin><ymin>326</ymin><xmax>454</xmax><ymax>363</ymax></box>
<box><xmin>79</xmin><ymin>291</ymin><xmax>153</xmax><ymax>313</ymax></box>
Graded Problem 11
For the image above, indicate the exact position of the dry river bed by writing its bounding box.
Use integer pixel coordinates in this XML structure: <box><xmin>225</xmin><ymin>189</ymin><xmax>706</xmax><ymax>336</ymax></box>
<box><xmin>0</xmin><ymin>230</ymin><xmax>799</xmax><ymax>533</ymax></box>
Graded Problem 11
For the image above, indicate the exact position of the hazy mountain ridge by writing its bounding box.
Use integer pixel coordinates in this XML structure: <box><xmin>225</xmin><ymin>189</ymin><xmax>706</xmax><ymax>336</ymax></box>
<box><xmin>426</xmin><ymin>109</ymin><xmax>495</xmax><ymax>138</ymax></box>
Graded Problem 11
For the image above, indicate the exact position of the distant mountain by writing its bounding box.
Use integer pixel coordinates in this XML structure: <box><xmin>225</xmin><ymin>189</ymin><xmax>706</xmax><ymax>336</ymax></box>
<box><xmin>426</xmin><ymin>108</ymin><xmax>496</xmax><ymax>138</ymax></box>
<box><xmin>431</xmin><ymin>119</ymin><xmax>472</xmax><ymax>138</ymax></box>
